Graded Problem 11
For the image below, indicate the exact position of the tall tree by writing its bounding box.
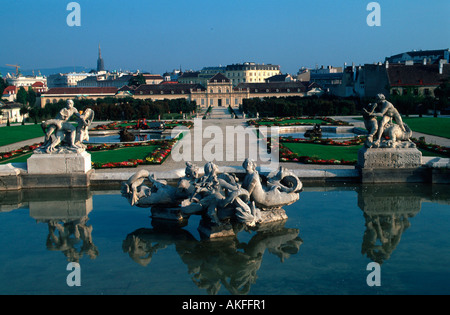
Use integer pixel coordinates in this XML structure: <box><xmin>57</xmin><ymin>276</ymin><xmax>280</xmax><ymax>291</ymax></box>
<box><xmin>27</xmin><ymin>86</ymin><xmax>37</xmax><ymax>106</ymax></box>
<box><xmin>16</xmin><ymin>86</ymin><xmax>28</xmax><ymax>105</ymax></box>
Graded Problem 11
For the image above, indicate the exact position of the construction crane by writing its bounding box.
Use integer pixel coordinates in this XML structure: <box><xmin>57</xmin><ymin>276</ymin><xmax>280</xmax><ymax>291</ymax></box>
<box><xmin>5</xmin><ymin>64</ymin><xmax>20</xmax><ymax>76</ymax></box>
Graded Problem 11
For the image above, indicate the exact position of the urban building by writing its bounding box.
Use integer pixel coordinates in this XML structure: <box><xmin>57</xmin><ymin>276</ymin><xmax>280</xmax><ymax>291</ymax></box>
<box><xmin>142</xmin><ymin>74</ymin><xmax>164</xmax><ymax>85</ymax></box>
<box><xmin>123</xmin><ymin>73</ymin><xmax>320</xmax><ymax>107</ymax></box>
<box><xmin>0</xmin><ymin>102</ymin><xmax>26</xmax><ymax>123</ymax></box>
<box><xmin>191</xmin><ymin>73</ymin><xmax>247</xmax><ymax>107</ymax></box>
<box><xmin>385</xmin><ymin>48</ymin><xmax>450</xmax><ymax>65</ymax></box>
<box><xmin>4</xmin><ymin>73</ymin><xmax>47</xmax><ymax>89</ymax></box>
<box><xmin>225</xmin><ymin>62</ymin><xmax>281</xmax><ymax>86</ymax></box>
<box><xmin>334</xmin><ymin>59</ymin><xmax>450</xmax><ymax>98</ymax></box>
<box><xmin>40</xmin><ymin>87</ymin><xmax>118</xmax><ymax>107</ymax></box>
<box><xmin>265</xmin><ymin>74</ymin><xmax>294</xmax><ymax>82</ymax></box>
<box><xmin>2</xmin><ymin>86</ymin><xmax>17</xmax><ymax>102</ymax></box>
<box><xmin>309</xmin><ymin>66</ymin><xmax>343</xmax><ymax>93</ymax></box>
<box><xmin>77</xmin><ymin>72</ymin><xmax>133</xmax><ymax>89</ymax></box>
<box><xmin>387</xmin><ymin>60</ymin><xmax>450</xmax><ymax>97</ymax></box>
<box><xmin>47</xmin><ymin>72</ymin><xmax>97</xmax><ymax>88</ymax></box>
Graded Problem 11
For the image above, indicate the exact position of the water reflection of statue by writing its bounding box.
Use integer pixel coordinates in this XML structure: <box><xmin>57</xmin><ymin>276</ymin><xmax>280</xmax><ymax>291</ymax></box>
<box><xmin>45</xmin><ymin>216</ymin><xmax>98</xmax><ymax>262</ymax></box>
<box><xmin>358</xmin><ymin>185</ymin><xmax>421</xmax><ymax>264</ymax></box>
<box><xmin>361</xmin><ymin>213</ymin><xmax>411</xmax><ymax>264</ymax></box>
<box><xmin>122</xmin><ymin>222</ymin><xmax>302</xmax><ymax>295</ymax></box>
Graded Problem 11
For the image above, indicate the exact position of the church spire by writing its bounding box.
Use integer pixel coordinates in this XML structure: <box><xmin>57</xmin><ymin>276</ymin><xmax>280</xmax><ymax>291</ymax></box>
<box><xmin>97</xmin><ymin>43</ymin><xmax>105</xmax><ymax>72</ymax></box>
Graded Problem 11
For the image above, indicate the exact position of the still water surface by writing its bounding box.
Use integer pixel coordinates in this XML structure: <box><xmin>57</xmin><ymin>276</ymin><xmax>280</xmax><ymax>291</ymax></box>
<box><xmin>0</xmin><ymin>184</ymin><xmax>449</xmax><ymax>295</ymax></box>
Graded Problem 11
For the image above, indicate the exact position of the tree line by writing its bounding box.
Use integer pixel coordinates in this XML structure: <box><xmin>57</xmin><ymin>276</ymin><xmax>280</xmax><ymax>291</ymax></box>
<box><xmin>27</xmin><ymin>97</ymin><xmax>197</xmax><ymax>122</ymax></box>
<box><xmin>242</xmin><ymin>80</ymin><xmax>450</xmax><ymax>118</ymax></box>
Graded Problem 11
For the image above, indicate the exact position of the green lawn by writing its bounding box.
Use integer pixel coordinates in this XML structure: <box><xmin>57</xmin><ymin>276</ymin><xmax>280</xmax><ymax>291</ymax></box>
<box><xmin>89</xmin><ymin>145</ymin><xmax>158</xmax><ymax>164</ymax></box>
<box><xmin>0</xmin><ymin>124</ymin><xmax>44</xmax><ymax>146</ymax></box>
<box><xmin>0</xmin><ymin>145</ymin><xmax>159</xmax><ymax>165</ymax></box>
<box><xmin>0</xmin><ymin>152</ymin><xmax>33</xmax><ymax>164</ymax></box>
<box><xmin>283</xmin><ymin>142</ymin><xmax>363</xmax><ymax>161</ymax></box>
<box><xmin>402</xmin><ymin>117</ymin><xmax>450</xmax><ymax>139</ymax></box>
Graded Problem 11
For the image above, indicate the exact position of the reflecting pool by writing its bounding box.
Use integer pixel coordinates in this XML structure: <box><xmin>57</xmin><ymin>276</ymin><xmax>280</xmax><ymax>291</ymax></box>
<box><xmin>0</xmin><ymin>184</ymin><xmax>449</xmax><ymax>295</ymax></box>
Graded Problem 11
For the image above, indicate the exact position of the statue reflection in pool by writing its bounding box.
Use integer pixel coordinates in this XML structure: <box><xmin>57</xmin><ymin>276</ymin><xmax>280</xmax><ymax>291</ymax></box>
<box><xmin>122</xmin><ymin>222</ymin><xmax>302</xmax><ymax>294</ymax></box>
<box><xmin>121</xmin><ymin>159</ymin><xmax>303</xmax><ymax>236</ymax></box>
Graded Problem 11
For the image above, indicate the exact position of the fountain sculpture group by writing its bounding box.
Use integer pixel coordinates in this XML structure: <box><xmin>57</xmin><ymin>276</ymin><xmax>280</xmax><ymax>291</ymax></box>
<box><xmin>121</xmin><ymin>159</ymin><xmax>303</xmax><ymax>238</ymax></box>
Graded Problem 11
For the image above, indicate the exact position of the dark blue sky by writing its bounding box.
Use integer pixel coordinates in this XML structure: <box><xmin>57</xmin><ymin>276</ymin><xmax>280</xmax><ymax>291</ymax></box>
<box><xmin>1</xmin><ymin>0</ymin><xmax>449</xmax><ymax>74</ymax></box>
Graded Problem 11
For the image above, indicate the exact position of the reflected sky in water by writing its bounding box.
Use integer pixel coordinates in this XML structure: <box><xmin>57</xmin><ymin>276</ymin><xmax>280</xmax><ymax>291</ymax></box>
<box><xmin>0</xmin><ymin>184</ymin><xmax>449</xmax><ymax>295</ymax></box>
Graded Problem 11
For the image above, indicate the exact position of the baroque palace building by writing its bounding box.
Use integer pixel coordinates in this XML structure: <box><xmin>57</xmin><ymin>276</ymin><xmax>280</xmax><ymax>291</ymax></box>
<box><xmin>121</xmin><ymin>72</ymin><xmax>316</xmax><ymax>107</ymax></box>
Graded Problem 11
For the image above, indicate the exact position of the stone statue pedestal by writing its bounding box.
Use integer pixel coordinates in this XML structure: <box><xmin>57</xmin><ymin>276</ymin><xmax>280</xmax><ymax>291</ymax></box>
<box><xmin>198</xmin><ymin>219</ymin><xmax>235</xmax><ymax>239</ymax></box>
<box><xmin>357</xmin><ymin>147</ymin><xmax>426</xmax><ymax>183</ymax></box>
<box><xmin>358</xmin><ymin>147</ymin><xmax>422</xmax><ymax>169</ymax></box>
<box><xmin>27</xmin><ymin>151</ymin><xmax>91</xmax><ymax>174</ymax></box>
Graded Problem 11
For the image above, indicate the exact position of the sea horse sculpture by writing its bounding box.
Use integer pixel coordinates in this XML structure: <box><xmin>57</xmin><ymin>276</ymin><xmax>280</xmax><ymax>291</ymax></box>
<box><xmin>121</xmin><ymin>160</ymin><xmax>303</xmax><ymax>233</ymax></box>
<box><xmin>242</xmin><ymin>159</ymin><xmax>302</xmax><ymax>210</ymax></box>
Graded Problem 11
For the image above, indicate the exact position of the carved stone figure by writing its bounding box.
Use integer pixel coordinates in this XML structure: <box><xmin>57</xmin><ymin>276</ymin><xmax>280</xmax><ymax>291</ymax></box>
<box><xmin>362</xmin><ymin>103</ymin><xmax>379</xmax><ymax>147</ymax></box>
<box><xmin>121</xmin><ymin>160</ymin><xmax>303</xmax><ymax>236</ymax></box>
<box><xmin>362</xmin><ymin>94</ymin><xmax>415</xmax><ymax>148</ymax></box>
<box><xmin>75</xmin><ymin>108</ymin><xmax>95</xmax><ymax>149</ymax></box>
<box><xmin>242</xmin><ymin>159</ymin><xmax>302</xmax><ymax>210</ymax></box>
<box><xmin>36</xmin><ymin>100</ymin><xmax>94</xmax><ymax>154</ymax></box>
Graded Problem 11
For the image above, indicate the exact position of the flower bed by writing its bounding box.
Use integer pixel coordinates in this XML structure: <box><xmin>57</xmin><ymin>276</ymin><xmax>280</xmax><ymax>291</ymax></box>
<box><xmin>280</xmin><ymin>136</ymin><xmax>364</xmax><ymax>146</ymax></box>
<box><xmin>279</xmin><ymin>143</ymin><xmax>357</xmax><ymax>165</ymax></box>
<box><xmin>276</xmin><ymin>134</ymin><xmax>364</xmax><ymax>165</ymax></box>
<box><xmin>89</xmin><ymin>135</ymin><xmax>182</xmax><ymax>168</ymax></box>
<box><xmin>279</xmin><ymin>143</ymin><xmax>358</xmax><ymax>165</ymax></box>
<box><xmin>247</xmin><ymin>116</ymin><xmax>351</xmax><ymax>127</ymax></box>
<box><xmin>412</xmin><ymin>137</ymin><xmax>450</xmax><ymax>157</ymax></box>
<box><xmin>0</xmin><ymin>143</ymin><xmax>42</xmax><ymax>161</ymax></box>
<box><xmin>0</xmin><ymin>134</ymin><xmax>183</xmax><ymax>169</ymax></box>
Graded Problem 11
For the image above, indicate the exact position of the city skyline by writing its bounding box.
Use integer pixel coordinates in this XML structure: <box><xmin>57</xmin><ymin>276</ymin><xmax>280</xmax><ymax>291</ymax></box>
<box><xmin>1</xmin><ymin>0</ymin><xmax>449</xmax><ymax>75</ymax></box>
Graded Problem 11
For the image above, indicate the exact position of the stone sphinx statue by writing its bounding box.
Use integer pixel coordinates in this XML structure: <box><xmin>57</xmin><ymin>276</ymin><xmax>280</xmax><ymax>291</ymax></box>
<box><xmin>362</xmin><ymin>94</ymin><xmax>415</xmax><ymax>149</ymax></box>
<box><xmin>121</xmin><ymin>160</ymin><xmax>303</xmax><ymax>236</ymax></box>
